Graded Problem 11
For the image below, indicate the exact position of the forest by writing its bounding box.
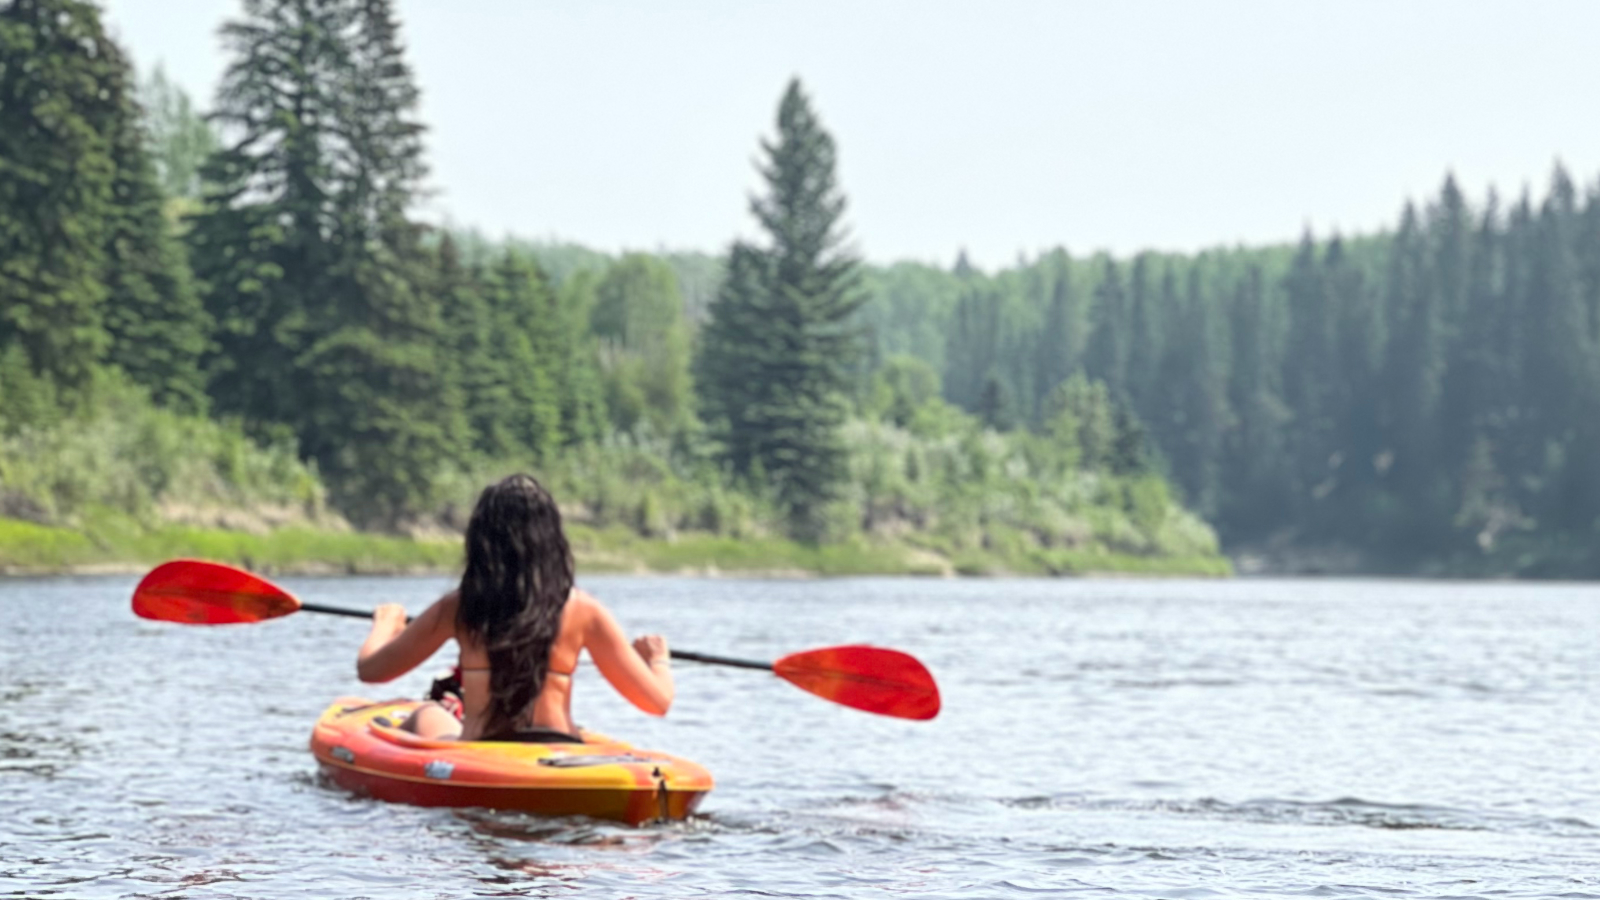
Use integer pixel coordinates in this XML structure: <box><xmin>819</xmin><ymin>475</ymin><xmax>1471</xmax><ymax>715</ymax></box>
<box><xmin>0</xmin><ymin>0</ymin><xmax>1220</xmax><ymax>576</ymax></box>
<box><xmin>3</xmin><ymin>0</ymin><xmax>1594</xmax><ymax>577</ymax></box>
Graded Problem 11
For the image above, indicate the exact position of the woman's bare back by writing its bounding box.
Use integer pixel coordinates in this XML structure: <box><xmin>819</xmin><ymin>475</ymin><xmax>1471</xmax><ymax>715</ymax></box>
<box><xmin>357</xmin><ymin>587</ymin><xmax>673</xmax><ymax>742</ymax></box>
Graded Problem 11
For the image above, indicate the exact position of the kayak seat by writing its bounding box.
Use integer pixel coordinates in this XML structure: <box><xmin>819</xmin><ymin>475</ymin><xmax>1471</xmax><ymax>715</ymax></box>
<box><xmin>480</xmin><ymin>726</ymin><xmax>585</xmax><ymax>744</ymax></box>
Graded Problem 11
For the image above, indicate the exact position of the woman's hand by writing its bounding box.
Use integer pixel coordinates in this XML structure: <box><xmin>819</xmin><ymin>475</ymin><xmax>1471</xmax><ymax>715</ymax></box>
<box><xmin>372</xmin><ymin>603</ymin><xmax>408</xmax><ymax>633</ymax></box>
<box><xmin>357</xmin><ymin>603</ymin><xmax>418</xmax><ymax>682</ymax></box>
<box><xmin>632</xmin><ymin>634</ymin><xmax>669</xmax><ymax>668</ymax></box>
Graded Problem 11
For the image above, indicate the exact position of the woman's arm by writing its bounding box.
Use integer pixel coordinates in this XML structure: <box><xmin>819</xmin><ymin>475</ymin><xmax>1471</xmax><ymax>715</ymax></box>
<box><xmin>356</xmin><ymin>593</ymin><xmax>457</xmax><ymax>683</ymax></box>
<box><xmin>580</xmin><ymin>592</ymin><xmax>674</xmax><ymax>716</ymax></box>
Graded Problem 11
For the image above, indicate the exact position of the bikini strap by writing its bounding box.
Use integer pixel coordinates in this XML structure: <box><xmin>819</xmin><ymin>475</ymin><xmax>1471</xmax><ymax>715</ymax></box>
<box><xmin>458</xmin><ymin>663</ymin><xmax>577</xmax><ymax>676</ymax></box>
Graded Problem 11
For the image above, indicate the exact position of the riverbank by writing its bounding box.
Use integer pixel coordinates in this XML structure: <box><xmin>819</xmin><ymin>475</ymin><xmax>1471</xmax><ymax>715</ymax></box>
<box><xmin>0</xmin><ymin>516</ymin><xmax>1231</xmax><ymax>578</ymax></box>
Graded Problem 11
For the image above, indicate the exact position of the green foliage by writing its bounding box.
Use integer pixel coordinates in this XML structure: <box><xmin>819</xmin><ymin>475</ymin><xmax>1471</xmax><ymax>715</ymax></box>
<box><xmin>0</xmin><ymin>372</ymin><xmax>325</xmax><ymax>527</ymax></box>
<box><xmin>483</xmin><ymin>251</ymin><xmax>563</xmax><ymax>458</ymax></box>
<box><xmin>0</xmin><ymin>0</ymin><xmax>119</xmax><ymax>391</ymax></box>
<box><xmin>867</xmin><ymin>355</ymin><xmax>941</xmax><ymax>427</ymax></box>
<box><xmin>697</xmin><ymin>79</ymin><xmax>865</xmax><ymax>541</ymax></box>
<box><xmin>190</xmin><ymin>0</ymin><xmax>461</xmax><ymax>524</ymax></box>
<box><xmin>0</xmin><ymin>2</ymin><xmax>1222</xmax><ymax>575</ymax></box>
<box><xmin>592</xmin><ymin>254</ymin><xmax>693</xmax><ymax>436</ymax></box>
<box><xmin>102</xmin><ymin>64</ymin><xmax>210</xmax><ymax>413</ymax></box>
<box><xmin>848</xmin><ymin>165</ymin><xmax>1600</xmax><ymax>573</ymax></box>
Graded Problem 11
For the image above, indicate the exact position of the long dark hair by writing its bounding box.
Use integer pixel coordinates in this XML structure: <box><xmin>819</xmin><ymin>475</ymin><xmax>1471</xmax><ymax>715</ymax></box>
<box><xmin>455</xmin><ymin>474</ymin><xmax>574</xmax><ymax>736</ymax></box>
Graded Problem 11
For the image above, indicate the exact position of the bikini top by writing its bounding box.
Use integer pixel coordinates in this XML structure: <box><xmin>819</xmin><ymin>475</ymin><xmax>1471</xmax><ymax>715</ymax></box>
<box><xmin>458</xmin><ymin>661</ymin><xmax>577</xmax><ymax>679</ymax></box>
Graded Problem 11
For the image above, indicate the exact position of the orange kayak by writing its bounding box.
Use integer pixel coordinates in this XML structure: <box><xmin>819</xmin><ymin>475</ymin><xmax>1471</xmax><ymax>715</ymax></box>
<box><xmin>309</xmin><ymin>697</ymin><xmax>713</xmax><ymax>825</ymax></box>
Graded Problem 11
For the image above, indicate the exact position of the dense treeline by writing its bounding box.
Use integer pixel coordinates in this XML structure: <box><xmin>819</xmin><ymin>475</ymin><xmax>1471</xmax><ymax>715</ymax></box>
<box><xmin>859</xmin><ymin>175</ymin><xmax>1600</xmax><ymax>575</ymax></box>
<box><xmin>0</xmin><ymin>0</ymin><xmax>1215</xmax><ymax>573</ymax></box>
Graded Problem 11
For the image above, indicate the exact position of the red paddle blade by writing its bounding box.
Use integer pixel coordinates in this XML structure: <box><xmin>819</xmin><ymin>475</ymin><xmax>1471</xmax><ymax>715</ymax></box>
<box><xmin>132</xmin><ymin>560</ymin><xmax>301</xmax><ymax>625</ymax></box>
<box><xmin>773</xmin><ymin>645</ymin><xmax>941</xmax><ymax>720</ymax></box>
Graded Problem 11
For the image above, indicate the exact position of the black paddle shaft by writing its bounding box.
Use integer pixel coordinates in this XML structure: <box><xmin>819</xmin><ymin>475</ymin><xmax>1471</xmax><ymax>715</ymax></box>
<box><xmin>668</xmin><ymin>650</ymin><xmax>772</xmax><ymax>671</ymax></box>
<box><xmin>298</xmin><ymin>601</ymin><xmax>772</xmax><ymax>671</ymax></box>
<box><xmin>300</xmin><ymin>601</ymin><xmax>380</xmax><ymax>620</ymax></box>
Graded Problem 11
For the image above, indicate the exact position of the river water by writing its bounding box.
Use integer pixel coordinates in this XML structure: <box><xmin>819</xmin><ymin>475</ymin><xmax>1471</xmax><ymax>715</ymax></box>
<box><xmin>3</xmin><ymin>575</ymin><xmax>1599</xmax><ymax>898</ymax></box>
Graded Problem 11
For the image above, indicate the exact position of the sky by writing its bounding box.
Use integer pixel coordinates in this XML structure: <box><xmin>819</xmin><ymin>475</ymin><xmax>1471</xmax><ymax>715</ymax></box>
<box><xmin>99</xmin><ymin>0</ymin><xmax>1600</xmax><ymax>269</ymax></box>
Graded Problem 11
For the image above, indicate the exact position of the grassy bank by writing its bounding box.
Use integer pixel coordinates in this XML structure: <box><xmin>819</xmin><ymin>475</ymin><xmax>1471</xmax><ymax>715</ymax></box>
<box><xmin>0</xmin><ymin>514</ymin><xmax>458</xmax><ymax>575</ymax></box>
<box><xmin>0</xmin><ymin>378</ymin><xmax>1230</xmax><ymax>579</ymax></box>
<box><xmin>0</xmin><ymin>515</ymin><xmax>1230</xmax><ymax>578</ymax></box>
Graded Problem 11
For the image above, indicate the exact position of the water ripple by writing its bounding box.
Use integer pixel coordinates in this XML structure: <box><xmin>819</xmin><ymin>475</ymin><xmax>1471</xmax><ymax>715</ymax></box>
<box><xmin>3</xmin><ymin>575</ymin><xmax>1600</xmax><ymax>898</ymax></box>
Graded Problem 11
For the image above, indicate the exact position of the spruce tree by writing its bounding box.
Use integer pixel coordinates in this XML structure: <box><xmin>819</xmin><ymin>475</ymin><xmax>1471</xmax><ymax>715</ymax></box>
<box><xmin>434</xmin><ymin>235</ymin><xmax>502</xmax><ymax>456</ymax></box>
<box><xmin>1221</xmin><ymin>265</ymin><xmax>1291</xmax><ymax>539</ymax></box>
<box><xmin>1032</xmin><ymin>249</ymin><xmax>1084</xmax><ymax>417</ymax></box>
<box><xmin>190</xmin><ymin>0</ymin><xmax>463</xmax><ymax>522</ymax></box>
<box><xmin>1125</xmin><ymin>253</ymin><xmax>1164</xmax><ymax>416</ymax></box>
<box><xmin>102</xmin><ymin>63</ymin><xmax>210</xmax><ymax>412</ymax></box>
<box><xmin>1153</xmin><ymin>264</ymin><xmax>1229</xmax><ymax>518</ymax></box>
<box><xmin>696</xmin><ymin>79</ymin><xmax>864</xmax><ymax>540</ymax></box>
<box><xmin>485</xmin><ymin>251</ymin><xmax>562</xmax><ymax>460</ymax></box>
<box><xmin>1084</xmin><ymin>257</ymin><xmax>1130</xmax><ymax>400</ymax></box>
<box><xmin>1379</xmin><ymin>203</ymin><xmax>1447</xmax><ymax>548</ymax></box>
<box><xmin>0</xmin><ymin>0</ymin><xmax>119</xmax><ymax>392</ymax></box>
<box><xmin>1281</xmin><ymin>231</ymin><xmax>1339</xmax><ymax>522</ymax></box>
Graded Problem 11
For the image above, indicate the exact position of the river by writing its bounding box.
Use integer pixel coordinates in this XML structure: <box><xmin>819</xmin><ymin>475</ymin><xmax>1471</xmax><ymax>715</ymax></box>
<box><xmin>3</xmin><ymin>575</ymin><xmax>1599</xmax><ymax>898</ymax></box>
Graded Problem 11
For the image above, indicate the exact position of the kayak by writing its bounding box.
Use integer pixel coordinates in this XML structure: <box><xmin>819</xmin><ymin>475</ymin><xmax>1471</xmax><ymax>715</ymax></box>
<box><xmin>309</xmin><ymin>697</ymin><xmax>713</xmax><ymax>825</ymax></box>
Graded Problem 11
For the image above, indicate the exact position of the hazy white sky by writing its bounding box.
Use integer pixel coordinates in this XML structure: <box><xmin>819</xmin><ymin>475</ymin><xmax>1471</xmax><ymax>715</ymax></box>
<box><xmin>100</xmin><ymin>0</ymin><xmax>1600</xmax><ymax>268</ymax></box>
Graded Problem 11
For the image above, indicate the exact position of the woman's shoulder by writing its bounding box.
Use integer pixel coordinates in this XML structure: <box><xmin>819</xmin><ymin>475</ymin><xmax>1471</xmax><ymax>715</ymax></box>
<box><xmin>565</xmin><ymin>586</ymin><xmax>610</xmax><ymax>627</ymax></box>
<box><xmin>567</xmin><ymin>585</ymin><xmax>600</xmax><ymax>612</ymax></box>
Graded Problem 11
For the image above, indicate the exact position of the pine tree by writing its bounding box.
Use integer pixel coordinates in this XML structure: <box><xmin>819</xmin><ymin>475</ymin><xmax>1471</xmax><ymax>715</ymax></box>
<box><xmin>102</xmin><ymin>61</ymin><xmax>211</xmax><ymax>412</ymax></box>
<box><xmin>696</xmin><ymin>79</ymin><xmax>864</xmax><ymax>540</ymax></box>
<box><xmin>1379</xmin><ymin>202</ymin><xmax>1448</xmax><ymax>548</ymax></box>
<box><xmin>1084</xmin><ymin>257</ymin><xmax>1130</xmax><ymax>400</ymax></box>
<box><xmin>1523</xmin><ymin>167</ymin><xmax>1598</xmax><ymax>530</ymax></box>
<box><xmin>0</xmin><ymin>0</ymin><xmax>120</xmax><ymax>392</ymax></box>
<box><xmin>1281</xmin><ymin>231</ymin><xmax>1339</xmax><ymax>523</ymax></box>
<box><xmin>943</xmin><ymin>282</ymin><xmax>1000</xmax><ymax>410</ymax></box>
<box><xmin>1125</xmin><ymin>253</ymin><xmax>1164</xmax><ymax>416</ymax></box>
<box><xmin>1153</xmin><ymin>264</ymin><xmax>1230</xmax><ymax>518</ymax></box>
<box><xmin>1221</xmin><ymin>265</ymin><xmax>1291</xmax><ymax>539</ymax></box>
<box><xmin>485</xmin><ymin>251</ymin><xmax>562</xmax><ymax>459</ymax></box>
<box><xmin>190</xmin><ymin>0</ymin><xmax>463</xmax><ymax>522</ymax></box>
<box><xmin>1031</xmin><ymin>249</ymin><xmax>1084</xmax><ymax>418</ymax></box>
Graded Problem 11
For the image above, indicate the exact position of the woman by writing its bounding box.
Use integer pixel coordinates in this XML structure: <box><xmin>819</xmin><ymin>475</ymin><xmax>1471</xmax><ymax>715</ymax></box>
<box><xmin>355</xmin><ymin>474</ymin><xmax>673</xmax><ymax>741</ymax></box>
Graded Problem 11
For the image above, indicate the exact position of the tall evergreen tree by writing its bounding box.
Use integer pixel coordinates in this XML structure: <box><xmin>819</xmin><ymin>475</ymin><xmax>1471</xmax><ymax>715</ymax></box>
<box><xmin>102</xmin><ymin>62</ymin><xmax>211</xmax><ymax>411</ymax></box>
<box><xmin>1031</xmin><ymin>249</ymin><xmax>1085</xmax><ymax>418</ymax></box>
<box><xmin>1125</xmin><ymin>253</ymin><xmax>1164</xmax><ymax>415</ymax></box>
<box><xmin>1281</xmin><ymin>231</ymin><xmax>1339</xmax><ymax>522</ymax></box>
<box><xmin>190</xmin><ymin>0</ymin><xmax>462</xmax><ymax>522</ymax></box>
<box><xmin>0</xmin><ymin>0</ymin><xmax>119</xmax><ymax>392</ymax></box>
<box><xmin>484</xmin><ymin>251</ymin><xmax>562</xmax><ymax>459</ymax></box>
<box><xmin>696</xmin><ymin>78</ymin><xmax>864</xmax><ymax>539</ymax></box>
<box><xmin>1153</xmin><ymin>264</ymin><xmax>1230</xmax><ymax>518</ymax></box>
<box><xmin>1221</xmin><ymin>265</ymin><xmax>1291</xmax><ymax>539</ymax></box>
<box><xmin>943</xmin><ymin>282</ymin><xmax>1000</xmax><ymax>410</ymax></box>
<box><xmin>1084</xmin><ymin>257</ymin><xmax>1130</xmax><ymax>400</ymax></box>
<box><xmin>1379</xmin><ymin>202</ymin><xmax>1448</xmax><ymax>546</ymax></box>
<box><xmin>0</xmin><ymin>0</ymin><xmax>207</xmax><ymax>406</ymax></box>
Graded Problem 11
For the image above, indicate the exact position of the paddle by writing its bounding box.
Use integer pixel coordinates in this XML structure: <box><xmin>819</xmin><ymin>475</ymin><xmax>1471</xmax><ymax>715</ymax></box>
<box><xmin>133</xmin><ymin>559</ymin><xmax>940</xmax><ymax>720</ymax></box>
